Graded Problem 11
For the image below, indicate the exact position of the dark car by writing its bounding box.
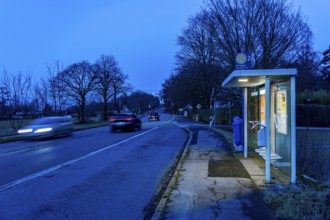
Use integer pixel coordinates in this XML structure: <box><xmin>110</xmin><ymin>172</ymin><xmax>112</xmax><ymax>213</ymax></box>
<box><xmin>109</xmin><ymin>113</ymin><xmax>142</xmax><ymax>132</ymax></box>
<box><xmin>148</xmin><ymin>112</ymin><xmax>160</xmax><ymax>121</ymax></box>
<box><xmin>17</xmin><ymin>116</ymin><xmax>74</xmax><ymax>140</ymax></box>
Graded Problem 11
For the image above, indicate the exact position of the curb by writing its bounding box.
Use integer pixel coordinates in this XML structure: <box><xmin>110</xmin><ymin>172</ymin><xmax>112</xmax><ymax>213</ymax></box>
<box><xmin>151</xmin><ymin>127</ymin><xmax>193</xmax><ymax>220</ymax></box>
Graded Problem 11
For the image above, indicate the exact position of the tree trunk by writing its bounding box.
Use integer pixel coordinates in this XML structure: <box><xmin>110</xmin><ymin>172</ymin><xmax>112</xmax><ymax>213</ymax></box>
<box><xmin>80</xmin><ymin>97</ymin><xmax>86</xmax><ymax>123</ymax></box>
<box><xmin>102</xmin><ymin>94</ymin><xmax>108</xmax><ymax>121</ymax></box>
<box><xmin>113</xmin><ymin>91</ymin><xmax>120</xmax><ymax>113</ymax></box>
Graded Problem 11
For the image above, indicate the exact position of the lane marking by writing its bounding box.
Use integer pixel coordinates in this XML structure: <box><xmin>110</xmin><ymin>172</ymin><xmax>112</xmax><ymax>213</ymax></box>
<box><xmin>0</xmin><ymin>127</ymin><xmax>159</xmax><ymax>192</ymax></box>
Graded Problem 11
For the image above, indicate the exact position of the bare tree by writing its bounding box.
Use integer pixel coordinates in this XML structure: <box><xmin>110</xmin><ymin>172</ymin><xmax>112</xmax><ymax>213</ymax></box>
<box><xmin>124</xmin><ymin>90</ymin><xmax>160</xmax><ymax>113</ymax></box>
<box><xmin>174</xmin><ymin>10</ymin><xmax>227</xmax><ymax>109</ymax></box>
<box><xmin>111</xmin><ymin>70</ymin><xmax>131</xmax><ymax>113</ymax></box>
<box><xmin>1</xmin><ymin>69</ymin><xmax>32</xmax><ymax>130</ymax></box>
<box><xmin>162</xmin><ymin>70</ymin><xmax>198</xmax><ymax>112</ymax></box>
<box><xmin>320</xmin><ymin>45</ymin><xmax>330</xmax><ymax>86</ymax></box>
<box><xmin>177</xmin><ymin>10</ymin><xmax>219</xmax><ymax>68</ymax></box>
<box><xmin>60</xmin><ymin>61</ymin><xmax>96</xmax><ymax>123</ymax></box>
<box><xmin>292</xmin><ymin>43</ymin><xmax>326</xmax><ymax>92</ymax></box>
<box><xmin>46</xmin><ymin>60</ymin><xmax>67</xmax><ymax>115</ymax></box>
<box><xmin>207</xmin><ymin>0</ymin><xmax>312</xmax><ymax>69</ymax></box>
<box><xmin>164</xmin><ymin>0</ymin><xmax>313</xmax><ymax>110</ymax></box>
<box><xmin>0</xmin><ymin>86</ymin><xmax>10</xmax><ymax>119</ymax></box>
<box><xmin>34</xmin><ymin>78</ymin><xmax>50</xmax><ymax>116</ymax></box>
<box><xmin>93</xmin><ymin>55</ymin><xmax>121</xmax><ymax>120</ymax></box>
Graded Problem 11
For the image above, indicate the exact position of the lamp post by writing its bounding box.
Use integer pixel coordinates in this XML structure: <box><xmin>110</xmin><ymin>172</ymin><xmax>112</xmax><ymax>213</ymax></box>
<box><xmin>303</xmin><ymin>96</ymin><xmax>311</xmax><ymax>168</ymax></box>
<box><xmin>307</xmin><ymin>96</ymin><xmax>311</xmax><ymax>131</ymax></box>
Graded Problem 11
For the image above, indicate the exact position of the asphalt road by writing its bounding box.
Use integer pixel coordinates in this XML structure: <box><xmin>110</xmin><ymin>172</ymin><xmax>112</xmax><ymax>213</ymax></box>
<box><xmin>0</xmin><ymin>113</ymin><xmax>188</xmax><ymax>219</ymax></box>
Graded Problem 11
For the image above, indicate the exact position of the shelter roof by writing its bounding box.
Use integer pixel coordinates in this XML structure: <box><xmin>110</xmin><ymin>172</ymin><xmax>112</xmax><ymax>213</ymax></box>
<box><xmin>222</xmin><ymin>69</ymin><xmax>297</xmax><ymax>88</ymax></box>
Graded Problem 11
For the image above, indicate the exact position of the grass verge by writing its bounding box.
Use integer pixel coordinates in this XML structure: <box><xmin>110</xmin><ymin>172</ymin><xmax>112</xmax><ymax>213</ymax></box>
<box><xmin>263</xmin><ymin>186</ymin><xmax>330</xmax><ymax>219</ymax></box>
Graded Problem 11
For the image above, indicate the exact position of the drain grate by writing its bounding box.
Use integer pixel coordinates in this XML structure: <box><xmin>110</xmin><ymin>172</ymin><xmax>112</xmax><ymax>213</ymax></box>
<box><xmin>208</xmin><ymin>159</ymin><xmax>250</xmax><ymax>178</ymax></box>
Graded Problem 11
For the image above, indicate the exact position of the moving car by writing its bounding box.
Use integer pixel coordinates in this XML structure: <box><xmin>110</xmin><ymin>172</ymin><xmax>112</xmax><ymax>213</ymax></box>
<box><xmin>109</xmin><ymin>113</ymin><xmax>142</xmax><ymax>132</ymax></box>
<box><xmin>17</xmin><ymin>116</ymin><xmax>74</xmax><ymax>140</ymax></box>
<box><xmin>148</xmin><ymin>112</ymin><xmax>160</xmax><ymax>121</ymax></box>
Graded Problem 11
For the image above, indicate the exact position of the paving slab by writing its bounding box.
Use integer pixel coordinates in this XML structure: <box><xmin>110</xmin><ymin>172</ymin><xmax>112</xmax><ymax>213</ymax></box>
<box><xmin>154</xmin><ymin>129</ymin><xmax>275</xmax><ymax>220</ymax></box>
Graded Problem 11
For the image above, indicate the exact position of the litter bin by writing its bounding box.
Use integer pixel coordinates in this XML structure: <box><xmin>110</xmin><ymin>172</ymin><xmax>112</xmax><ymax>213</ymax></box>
<box><xmin>232</xmin><ymin>116</ymin><xmax>243</xmax><ymax>147</ymax></box>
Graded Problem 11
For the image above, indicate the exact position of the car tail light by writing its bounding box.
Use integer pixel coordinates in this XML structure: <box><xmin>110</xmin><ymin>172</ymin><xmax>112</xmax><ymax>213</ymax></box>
<box><xmin>124</xmin><ymin>117</ymin><xmax>134</xmax><ymax>121</ymax></box>
<box><xmin>109</xmin><ymin>118</ymin><xmax>116</xmax><ymax>122</ymax></box>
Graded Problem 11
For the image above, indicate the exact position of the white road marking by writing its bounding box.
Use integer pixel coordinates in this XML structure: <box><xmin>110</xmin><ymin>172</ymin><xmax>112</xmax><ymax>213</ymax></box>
<box><xmin>0</xmin><ymin>127</ymin><xmax>159</xmax><ymax>192</ymax></box>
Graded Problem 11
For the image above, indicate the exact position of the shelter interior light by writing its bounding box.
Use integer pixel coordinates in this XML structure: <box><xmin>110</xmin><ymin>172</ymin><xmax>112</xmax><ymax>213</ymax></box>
<box><xmin>238</xmin><ymin>78</ymin><xmax>248</xmax><ymax>82</ymax></box>
<box><xmin>260</xmin><ymin>88</ymin><xmax>265</xmax><ymax>95</ymax></box>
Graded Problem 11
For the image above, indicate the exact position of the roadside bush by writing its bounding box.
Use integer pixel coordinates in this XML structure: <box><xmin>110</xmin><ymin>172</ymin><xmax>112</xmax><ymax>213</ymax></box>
<box><xmin>297</xmin><ymin>89</ymin><xmax>330</xmax><ymax>105</ymax></box>
<box><xmin>292</xmin><ymin>89</ymin><xmax>330</xmax><ymax>127</ymax></box>
<box><xmin>188</xmin><ymin>106</ymin><xmax>242</xmax><ymax>125</ymax></box>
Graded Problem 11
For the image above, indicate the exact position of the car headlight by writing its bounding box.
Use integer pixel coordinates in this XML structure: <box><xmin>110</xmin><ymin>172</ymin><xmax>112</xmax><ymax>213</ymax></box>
<box><xmin>18</xmin><ymin>128</ymin><xmax>33</xmax><ymax>134</ymax></box>
<box><xmin>34</xmin><ymin>128</ymin><xmax>53</xmax><ymax>133</ymax></box>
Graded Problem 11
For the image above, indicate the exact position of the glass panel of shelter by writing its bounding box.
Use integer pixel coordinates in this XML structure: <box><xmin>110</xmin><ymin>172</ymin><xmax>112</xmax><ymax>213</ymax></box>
<box><xmin>248</xmin><ymin>81</ymin><xmax>291</xmax><ymax>170</ymax></box>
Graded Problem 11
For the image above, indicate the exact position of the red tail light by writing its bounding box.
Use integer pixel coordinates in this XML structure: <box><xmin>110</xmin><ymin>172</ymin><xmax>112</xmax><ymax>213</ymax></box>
<box><xmin>109</xmin><ymin>118</ymin><xmax>116</xmax><ymax>122</ymax></box>
<box><xmin>125</xmin><ymin>117</ymin><xmax>134</xmax><ymax>121</ymax></box>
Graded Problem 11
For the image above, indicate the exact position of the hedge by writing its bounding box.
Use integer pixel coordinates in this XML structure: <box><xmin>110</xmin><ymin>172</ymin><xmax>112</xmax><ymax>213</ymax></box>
<box><xmin>187</xmin><ymin>104</ymin><xmax>330</xmax><ymax>127</ymax></box>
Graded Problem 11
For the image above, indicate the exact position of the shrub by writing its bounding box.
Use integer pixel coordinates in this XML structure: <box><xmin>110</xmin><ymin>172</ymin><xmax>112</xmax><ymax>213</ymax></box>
<box><xmin>297</xmin><ymin>89</ymin><xmax>330</xmax><ymax>105</ymax></box>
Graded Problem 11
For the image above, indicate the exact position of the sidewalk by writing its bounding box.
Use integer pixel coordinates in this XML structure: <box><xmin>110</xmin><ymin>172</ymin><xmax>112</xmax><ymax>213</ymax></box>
<box><xmin>152</xmin><ymin>128</ymin><xmax>275</xmax><ymax>220</ymax></box>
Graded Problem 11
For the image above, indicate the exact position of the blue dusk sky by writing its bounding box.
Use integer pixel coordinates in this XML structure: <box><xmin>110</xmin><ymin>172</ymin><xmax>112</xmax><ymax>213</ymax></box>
<box><xmin>0</xmin><ymin>0</ymin><xmax>329</xmax><ymax>94</ymax></box>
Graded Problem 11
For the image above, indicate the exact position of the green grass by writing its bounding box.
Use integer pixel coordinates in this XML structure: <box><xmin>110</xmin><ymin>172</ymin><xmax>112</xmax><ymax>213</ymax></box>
<box><xmin>0</xmin><ymin>120</ymin><xmax>13</xmax><ymax>135</ymax></box>
<box><xmin>0</xmin><ymin>120</ymin><xmax>32</xmax><ymax>136</ymax></box>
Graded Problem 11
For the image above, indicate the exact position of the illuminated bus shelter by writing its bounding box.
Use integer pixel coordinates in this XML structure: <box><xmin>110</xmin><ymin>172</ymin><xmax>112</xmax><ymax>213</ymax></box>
<box><xmin>222</xmin><ymin>69</ymin><xmax>297</xmax><ymax>184</ymax></box>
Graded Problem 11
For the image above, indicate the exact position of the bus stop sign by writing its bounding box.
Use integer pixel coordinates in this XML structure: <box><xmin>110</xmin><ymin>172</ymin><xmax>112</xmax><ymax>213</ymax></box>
<box><xmin>235</xmin><ymin>52</ymin><xmax>252</xmax><ymax>70</ymax></box>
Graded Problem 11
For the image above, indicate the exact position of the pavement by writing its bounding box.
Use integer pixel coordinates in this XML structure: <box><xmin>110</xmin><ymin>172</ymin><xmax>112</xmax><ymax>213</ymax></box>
<box><xmin>152</xmin><ymin>127</ymin><xmax>277</xmax><ymax>220</ymax></box>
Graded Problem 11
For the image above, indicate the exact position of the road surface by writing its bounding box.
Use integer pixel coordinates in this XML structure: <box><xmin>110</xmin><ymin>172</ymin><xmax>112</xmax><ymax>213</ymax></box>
<box><xmin>0</xmin><ymin>112</ymin><xmax>188</xmax><ymax>219</ymax></box>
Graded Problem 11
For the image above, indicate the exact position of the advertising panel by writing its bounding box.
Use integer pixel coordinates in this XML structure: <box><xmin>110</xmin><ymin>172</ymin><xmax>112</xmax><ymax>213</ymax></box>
<box><xmin>275</xmin><ymin>89</ymin><xmax>288</xmax><ymax>135</ymax></box>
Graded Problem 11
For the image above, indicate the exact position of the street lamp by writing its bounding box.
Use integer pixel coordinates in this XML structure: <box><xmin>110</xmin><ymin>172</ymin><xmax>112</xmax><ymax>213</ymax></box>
<box><xmin>306</xmin><ymin>96</ymin><xmax>311</xmax><ymax>131</ymax></box>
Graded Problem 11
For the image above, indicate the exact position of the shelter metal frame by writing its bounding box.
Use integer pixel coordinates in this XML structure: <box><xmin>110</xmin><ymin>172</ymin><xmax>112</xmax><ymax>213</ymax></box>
<box><xmin>222</xmin><ymin>69</ymin><xmax>297</xmax><ymax>184</ymax></box>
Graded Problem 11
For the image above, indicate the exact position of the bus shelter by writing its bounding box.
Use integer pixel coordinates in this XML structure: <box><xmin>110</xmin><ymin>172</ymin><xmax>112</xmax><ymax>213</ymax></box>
<box><xmin>222</xmin><ymin>69</ymin><xmax>297</xmax><ymax>184</ymax></box>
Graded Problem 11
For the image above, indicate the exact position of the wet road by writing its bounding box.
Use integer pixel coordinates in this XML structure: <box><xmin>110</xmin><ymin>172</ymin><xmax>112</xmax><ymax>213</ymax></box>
<box><xmin>0</xmin><ymin>113</ymin><xmax>188</xmax><ymax>219</ymax></box>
